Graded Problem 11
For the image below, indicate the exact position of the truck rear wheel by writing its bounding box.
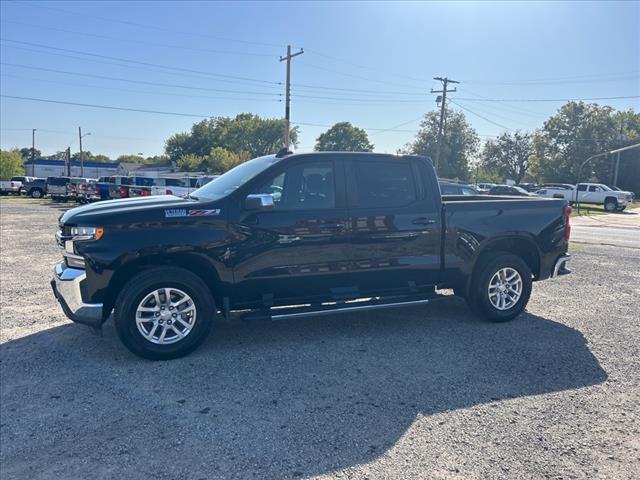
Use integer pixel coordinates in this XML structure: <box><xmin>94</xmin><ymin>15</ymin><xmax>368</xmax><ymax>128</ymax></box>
<box><xmin>114</xmin><ymin>267</ymin><xmax>216</xmax><ymax>360</ymax></box>
<box><xmin>30</xmin><ymin>188</ymin><xmax>43</xmax><ymax>198</ymax></box>
<box><xmin>467</xmin><ymin>253</ymin><xmax>532</xmax><ymax>322</ymax></box>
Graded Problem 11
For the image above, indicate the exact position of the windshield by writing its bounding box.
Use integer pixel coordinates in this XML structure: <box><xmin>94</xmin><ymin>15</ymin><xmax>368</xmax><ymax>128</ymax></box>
<box><xmin>192</xmin><ymin>155</ymin><xmax>279</xmax><ymax>200</ymax></box>
<box><xmin>513</xmin><ymin>186</ymin><xmax>529</xmax><ymax>194</ymax></box>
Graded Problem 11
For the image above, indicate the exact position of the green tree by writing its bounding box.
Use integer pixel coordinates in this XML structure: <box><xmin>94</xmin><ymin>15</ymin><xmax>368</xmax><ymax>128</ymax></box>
<box><xmin>177</xmin><ymin>154</ymin><xmax>207</xmax><ymax>172</ymax></box>
<box><xmin>116</xmin><ymin>154</ymin><xmax>147</xmax><ymax>164</ymax></box>
<box><xmin>19</xmin><ymin>147</ymin><xmax>41</xmax><ymax>161</ymax></box>
<box><xmin>165</xmin><ymin>113</ymin><xmax>297</xmax><ymax>162</ymax></box>
<box><xmin>314</xmin><ymin>122</ymin><xmax>374</xmax><ymax>152</ymax></box>
<box><xmin>176</xmin><ymin>147</ymin><xmax>250</xmax><ymax>173</ymax></box>
<box><xmin>481</xmin><ymin>131</ymin><xmax>533</xmax><ymax>183</ymax></box>
<box><xmin>406</xmin><ymin>107</ymin><xmax>479</xmax><ymax>180</ymax></box>
<box><xmin>0</xmin><ymin>150</ymin><xmax>24</xmax><ymax>180</ymax></box>
<box><xmin>93</xmin><ymin>154</ymin><xmax>112</xmax><ymax>163</ymax></box>
<box><xmin>534</xmin><ymin>101</ymin><xmax>622</xmax><ymax>183</ymax></box>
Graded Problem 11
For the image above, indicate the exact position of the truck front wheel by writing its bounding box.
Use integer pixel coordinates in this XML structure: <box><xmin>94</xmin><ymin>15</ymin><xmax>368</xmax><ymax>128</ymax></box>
<box><xmin>467</xmin><ymin>253</ymin><xmax>532</xmax><ymax>322</ymax></box>
<box><xmin>114</xmin><ymin>267</ymin><xmax>216</xmax><ymax>360</ymax></box>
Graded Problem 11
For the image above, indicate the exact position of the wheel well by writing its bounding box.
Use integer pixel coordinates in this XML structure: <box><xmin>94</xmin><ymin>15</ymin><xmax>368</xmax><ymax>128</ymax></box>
<box><xmin>103</xmin><ymin>253</ymin><xmax>223</xmax><ymax>315</ymax></box>
<box><xmin>477</xmin><ymin>237</ymin><xmax>541</xmax><ymax>279</ymax></box>
<box><xmin>604</xmin><ymin>196</ymin><xmax>618</xmax><ymax>203</ymax></box>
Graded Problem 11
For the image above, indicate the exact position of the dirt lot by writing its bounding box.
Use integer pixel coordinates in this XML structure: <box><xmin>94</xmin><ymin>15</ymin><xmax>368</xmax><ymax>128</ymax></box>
<box><xmin>1</xmin><ymin>198</ymin><xmax>639</xmax><ymax>479</ymax></box>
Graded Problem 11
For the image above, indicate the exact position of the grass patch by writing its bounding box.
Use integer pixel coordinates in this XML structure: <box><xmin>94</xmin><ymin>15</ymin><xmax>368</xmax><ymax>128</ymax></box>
<box><xmin>569</xmin><ymin>242</ymin><xmax>587</xmax><ymax>253</ymax></box>
<box><xmin>571</xmin><ymin>204</ymin><xmax>607</xmax><ymax>216</ymax></box>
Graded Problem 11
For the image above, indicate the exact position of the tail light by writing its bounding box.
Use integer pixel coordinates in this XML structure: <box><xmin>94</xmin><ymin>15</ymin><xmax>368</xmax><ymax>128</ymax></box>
<box><xmin>563</xmin><ymin>205</ymin><xmax>572</xmax><ymax>240</ymax></box>
<box><xmin>166</xmin><ymin>189</ymin><xmax>173</xmax><ymax>195</ymax></box>
<box><xmin>95</xmin><ymin>186</ymin><xmax>100</xmax><ymax>194</ymax></box>
<box><xmin>141</xmin><ymin>189</ymin><xmax>149</xmax><ymax>196</ymax></box>
<box><xmin>119</xmin><ymin>185</ymin><xmax>128</xmax><ymax>198</ymax></box>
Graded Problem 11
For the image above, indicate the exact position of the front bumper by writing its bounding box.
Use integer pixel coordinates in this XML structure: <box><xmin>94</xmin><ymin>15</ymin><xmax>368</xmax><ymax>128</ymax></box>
<box><xmin>51</xmin><ymin>262</ymin><xmax>104</xmax><ymax>328</ymax></box>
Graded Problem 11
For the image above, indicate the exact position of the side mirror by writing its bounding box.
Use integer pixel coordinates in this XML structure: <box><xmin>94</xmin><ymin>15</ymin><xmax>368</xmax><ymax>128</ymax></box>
<box><xmin>244</xmin><ymin>194</ymin><xmax>274</xmax><ymax>210</ymax></box>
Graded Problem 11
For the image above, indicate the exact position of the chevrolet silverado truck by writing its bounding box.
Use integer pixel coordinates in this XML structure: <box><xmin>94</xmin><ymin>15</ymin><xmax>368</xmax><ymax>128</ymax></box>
<box><xmin>52</xmin><ymin>152</ymin><xmax>572</xmax><ymax>360</ymax></box>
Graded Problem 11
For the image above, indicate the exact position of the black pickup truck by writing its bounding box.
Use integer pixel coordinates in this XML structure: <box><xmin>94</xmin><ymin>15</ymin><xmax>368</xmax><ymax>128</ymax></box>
<box><xmin>52</xmin><ymin>152</ymin><xmax>572</xmax><ymax>359</ymax></box>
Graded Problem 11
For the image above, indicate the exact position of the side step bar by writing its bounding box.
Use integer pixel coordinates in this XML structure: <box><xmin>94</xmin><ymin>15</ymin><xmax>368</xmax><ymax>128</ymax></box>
<box><xmin>243</xmin><ymin>295</ymin><xmax>440</xmax><ymax>321</ymax></box>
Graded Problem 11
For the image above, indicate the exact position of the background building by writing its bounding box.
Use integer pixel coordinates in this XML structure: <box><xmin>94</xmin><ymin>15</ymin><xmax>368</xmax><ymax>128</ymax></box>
<box><xmin>23</xmin><ymin>159</ymin><xmax>123</xmax><ymax>178</ymax></box>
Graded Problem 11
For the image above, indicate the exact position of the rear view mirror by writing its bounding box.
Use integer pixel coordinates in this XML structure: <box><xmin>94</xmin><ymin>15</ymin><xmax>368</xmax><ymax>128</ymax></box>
<box><xmin>244</xmin><ymin>194</ymin><xmax>274</xmax><ymax>210</ymax></box>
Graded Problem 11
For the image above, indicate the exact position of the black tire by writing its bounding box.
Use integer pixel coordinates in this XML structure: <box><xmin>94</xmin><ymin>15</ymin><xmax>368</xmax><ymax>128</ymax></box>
<box><xmin>114</xmin><ymin>266</ymin><xmax>216</xmax><ymax>360</ymax></box>
<box><xmin>604</xmin><ymin>198</ymin><xmax>617</xmax><ymax>212</ymax></box>
<box><xmin>30</xmin><ymin>188</ymin><xmax>43</xmax><ymax>199</ymax></box>
<box><xmin>466</xmin><ymin>252</ymin><xmax>533</xmax><ymax>322</ymax></box>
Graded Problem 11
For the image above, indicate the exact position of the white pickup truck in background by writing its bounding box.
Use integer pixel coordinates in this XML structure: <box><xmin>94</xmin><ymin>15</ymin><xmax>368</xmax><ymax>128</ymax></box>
<box><xmin>0</xmin><ymin>177</ymin><xmax>24</xmax><ymax>195</ymax></box>
<box><xmin>574</xmin><ymin>183</ymin><xmax>632</xmax><ymax>211</ymax></box>
<box><xmin>535</xmin><ymin>183</ymin><xmax>633</xmax><ymax>211</ymax></box>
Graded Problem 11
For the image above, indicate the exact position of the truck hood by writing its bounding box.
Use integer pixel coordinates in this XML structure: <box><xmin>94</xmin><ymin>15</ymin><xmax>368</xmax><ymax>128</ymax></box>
<box><xmin>59</xmin><ymin>195</ymin><xmax>194</xmax><ymax>225</ymax></box>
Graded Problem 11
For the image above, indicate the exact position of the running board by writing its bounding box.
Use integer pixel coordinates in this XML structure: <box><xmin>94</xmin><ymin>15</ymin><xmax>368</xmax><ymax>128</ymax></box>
<box><xmin>243</xmin><ymin>295</ymin><xmax>441</xmax><ymax>321</ymax></box>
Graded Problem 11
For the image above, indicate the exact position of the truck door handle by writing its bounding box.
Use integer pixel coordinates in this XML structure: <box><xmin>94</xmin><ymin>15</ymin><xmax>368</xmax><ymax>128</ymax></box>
<box><xmin>412</xmin><ymin>217</ymin><xmax>436</xmax><ymax>226</ymax></box>
<box><xmin>324</xmin><ymin>222</ymin><xmax>346</xmax><ymax>229</ymax></box>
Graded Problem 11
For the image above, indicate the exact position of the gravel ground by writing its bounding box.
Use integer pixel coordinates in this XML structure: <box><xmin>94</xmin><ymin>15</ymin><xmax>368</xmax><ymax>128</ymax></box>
<box><xmin>1</xmin><ymin>198</ymin><xmax>639</xmax><ymax>479</ymax></box>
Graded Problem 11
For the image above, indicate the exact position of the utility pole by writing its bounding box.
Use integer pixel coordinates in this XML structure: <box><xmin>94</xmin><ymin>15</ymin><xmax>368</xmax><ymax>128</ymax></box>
<box><xmin>612</xmin><ymin>119</ymin><xmax>625</xmax><ymax>186</ymax></box>
<box><xmin>280</xmin><ymin>44</ymin><xmax>304</xmax><ymax>150</ymax></box>
<box><xmin>431</xmin><ymin>77</ymin><xmax>459</xmax><ymax>174</ymax></box>
<box><xmin>66</xmin><ymin>147</ymin><xmax>71</xmax><ymax>176</ymax></box>
<box><xmin>78</xmin><ymin>126</ymin><xmax>84</xmax><ymax>177</ymax></box>
<box><xmin>31</xmin><ymin>128</ymin><xmax>36</xmax><ymax>162</ymax></box>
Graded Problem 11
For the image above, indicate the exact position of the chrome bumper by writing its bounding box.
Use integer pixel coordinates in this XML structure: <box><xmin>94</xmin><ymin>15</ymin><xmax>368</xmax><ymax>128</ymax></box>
<box><xmin>551</xmin><ymin>254</ymin><xmax>571</xmax><ymax>277</ymax></box>
<box><xmin>51</xmin><ymin>262</ymin><xmax>104</xmax><ymax>327</ymax></box>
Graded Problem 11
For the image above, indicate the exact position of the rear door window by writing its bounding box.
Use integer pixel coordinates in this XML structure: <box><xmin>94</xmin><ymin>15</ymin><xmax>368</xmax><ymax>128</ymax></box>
<box><xmin>351</xmin><ymin>160</ymin><xmax>416</xmax><ymax>208</ymax></box>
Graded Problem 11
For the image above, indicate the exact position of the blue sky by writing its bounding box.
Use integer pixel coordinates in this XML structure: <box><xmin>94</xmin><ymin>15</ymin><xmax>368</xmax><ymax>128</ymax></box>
<box><xmin>1</xmin><ymin>0</ymin><xmax>638</xmax><ymax>158</ymax></box>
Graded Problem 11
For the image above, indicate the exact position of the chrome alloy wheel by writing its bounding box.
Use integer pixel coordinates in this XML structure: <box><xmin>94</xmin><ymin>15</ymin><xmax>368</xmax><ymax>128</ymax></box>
<box><xmin>487</xmin><ymin>267</ymin><xmax>523</xmax><ymax>311</ymax></box>
<box><xmin>135</xmin><ymin>288</ymin><xmax>197</xmax><ymax>345</ymax></box>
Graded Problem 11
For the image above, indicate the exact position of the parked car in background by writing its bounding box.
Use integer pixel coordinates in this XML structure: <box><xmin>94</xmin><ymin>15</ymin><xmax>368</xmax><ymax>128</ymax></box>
<box><xmin>541</xmin><ymin>183</ymin><xmax>575</xmax><ymax>190</ymax></box>
<box><xmin>474</xmin><ymin>183</ymin><xmax>496</xmax><ymax>194</ymax></box>
<box><xmin>150</xmin><ymin>177</ymin><xmax>195</xmax><ymax>197</ymax></box>
<box><xmin>534</xmin><ymin>186</ymin><xmax>576</xmax><ymax>202</ymax></box>
<box><xmin>489</xmin><ymin>185</ymin><xmax>532</xmax><ymax>196</ymax></box>
<box><xmin>439</xmin><ymin>180</ymin><xmax>479</xmax><ymax>196</ymax></box>
<box><xmin>22</xmin><ymin>178</ymin><xmax>47</xmax><ymax>198</ymax></box>
<box><xmin>46</xmin><ymin>177</ymin><xmax>74</xmax><ymax>201</ymax></box>
<box><xmin>574</xmin><ymin>183</ymin><xmax>632</xmax><ymax>211</ymax></box>
<box><xmin>67</xmin><ymin>178</ymin><xmax>95</xmax><ymax>202</ymax></box>
<box><xmin>195</xmin><ymin>175</ymin><xmax>220</xmax><ymax>188</ymax></box>
<box><xmin>518</xmin><ymin>183</ymin><xmax>540</xmax><ymax>192</ymax></box>
<box><xmin>0</xmin><ymin>178</ymin><xmax>23</xmax><ymax>195</ymax></box>
<box><xmin>127</xmin><ymin>177</ymin><xmax>155</xmax><ymax>198</ymax></box>
<box><xmin>10</xmin><ymin>176</ymin><xmax>37</xmax><ymax>194</ymax></box>
<box><xmin>106</xmin><ymin>177</ymin><xmax>135</xmax><ymax>199</ymax></box>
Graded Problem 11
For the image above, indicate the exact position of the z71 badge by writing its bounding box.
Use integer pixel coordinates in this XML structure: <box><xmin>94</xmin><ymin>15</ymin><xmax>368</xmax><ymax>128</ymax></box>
<box><xmin>188</xmin><ymin>209</ymin><xmax>221</xmax><ymax>216</ymax></box>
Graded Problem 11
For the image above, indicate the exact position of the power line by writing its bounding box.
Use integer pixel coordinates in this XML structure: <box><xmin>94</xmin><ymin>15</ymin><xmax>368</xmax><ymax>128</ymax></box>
<box><xmin>448</xmin><ymin>100</ymin><xmax>512</xmax><ymax>131</ymax></box>
<box><xmin>0</xmin><ymin>20</ymin><xmax>278</xmax><ymax>58</ymax></box>
<box><xmin>1</xmin><ymin>95</ymin><xmax>213</xmax><ymax>118</ymax></box>
<box><xmin>464</xmin><ymin>71</ymin><xmax>640</xmax><ymax>85</ymax></box>
<box><xmin>1</xmin><ymin>63</ymin><xmax>282</xmax><ymax>97</ymax></box>
<box><xmin>14</xmin><ymin>1</ymin><xmax>284</xmax><ymax>49</ymax></box>
<box><xmin>0</xmin><ymin>94</ymin><xmax>426</xmax><ymax>134</ymax></box>
<box><xmin>0</xmin><ymin>73</ymin><xmax>283</xmax><ymax>103</ymax></box>
<box><xmin>1</xmin><ymin>43</ymin><xmax>284</xmax><ymax>89</ymax></box>
<box><xmin>297</xmin><ymin>60</ymin><xmax>429</xmax><ymax>90</ymax></box>
<box><xmin>451</xmin><ymin>95</ymin><xmax>640</xmax><ymax>103</ymax></box>
<box><xmin>0</xmin><ymin>38</ymin><xmax>282</xmax><ymax>86</ymax></box>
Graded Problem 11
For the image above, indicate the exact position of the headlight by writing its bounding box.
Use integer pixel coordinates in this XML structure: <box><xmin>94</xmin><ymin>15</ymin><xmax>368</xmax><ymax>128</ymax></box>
<box><xmin>70</xmin><ymin>226</ymin><xmax>104</xmax><ymax>241</ymax></box>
